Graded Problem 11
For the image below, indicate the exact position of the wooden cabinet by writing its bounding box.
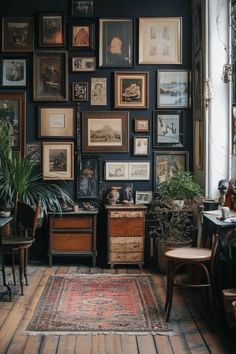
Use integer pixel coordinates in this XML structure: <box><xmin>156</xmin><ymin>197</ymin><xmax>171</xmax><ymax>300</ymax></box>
<box><xmin>105</xmin><ymin>204</ymin><xmax>147</xmax><ymax>268</ymax></box>
<box><xmin>49</xmin><ymin>210</ymin><xmax>98</xmax><ymax>267</ymax></box>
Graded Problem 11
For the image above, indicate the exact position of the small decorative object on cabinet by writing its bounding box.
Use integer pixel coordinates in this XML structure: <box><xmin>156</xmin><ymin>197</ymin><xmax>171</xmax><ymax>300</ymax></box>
<box><xmin>48</xmin><ymin>210</ymin><xmax>98</xmax><ymax>267</ymax></box>
<box><xmin>106</xmin><ymin>186</ymin><xmax>122</xmax><ymax>205</ymax></box>
<box><xmin>105</xmin><ymin>204</ymin><xmax>147</xmax><ymax>268</ymax></box>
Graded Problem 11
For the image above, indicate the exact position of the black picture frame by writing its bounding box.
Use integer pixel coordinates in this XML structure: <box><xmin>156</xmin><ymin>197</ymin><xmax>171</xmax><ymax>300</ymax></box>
<box><xmin>70</xmin><ymin>22</ymin><xmax>94</xmax><ymax>50</ymax></box>
<box><xmin>77</xmin><ymin>156</ymin><xmax>99</xmax><ymax>199</ymax></box>
<box><xmin>71</xmin><ymin>0</ymin><xmax>94</xmax><ymax>18</ymax></box>
<box><xmin>39</xmin><ymin>12</ymin><xmax>65</xmax><ymax>48</ymax></box>
<box><xmin>2</xmin><ymin>17</ymin><xmax>34</xmax><ymax>52</ymax></box>
<box><xmin>153</xmin><ymin>110</ymin><xmax>184</xmax><ymax>148</ymax></box>
<box><xmin>72</xmin><ymin>82</ymin><xmax>89</xmax><ymax>101</ymax></box>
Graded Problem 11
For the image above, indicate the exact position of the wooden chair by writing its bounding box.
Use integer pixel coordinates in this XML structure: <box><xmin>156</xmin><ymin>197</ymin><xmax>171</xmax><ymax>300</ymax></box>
<box><xmin>2</xmin><ymin>200</ymin><xmax>40</xmax><ymax>295</ymax></box>
<box><xmin>164</xmin><ymin>234</ymin><xmax>219</xmax><ymax>321</ymax></box>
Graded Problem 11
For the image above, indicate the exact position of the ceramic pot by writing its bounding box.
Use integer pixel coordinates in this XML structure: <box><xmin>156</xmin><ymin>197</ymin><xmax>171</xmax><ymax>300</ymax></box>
<box><xmin>107</xmin><ymin>187</ymin><xmax>121</xmax><ymax>205</ymax></box>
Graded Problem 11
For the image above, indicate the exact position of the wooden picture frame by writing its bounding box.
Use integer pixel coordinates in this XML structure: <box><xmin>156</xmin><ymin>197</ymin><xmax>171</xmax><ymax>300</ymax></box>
<box><xmin>2</xmin><ymin>17</ymin><xmax>34</xmax><ymax>52</ymax></box>
<box><xmin>38</xmin><ymin>106</ymin><xmax>75</xmax><ymax>138</ymax></box>
<box><xmin>153</xmin><ymin>110</ymin><xmax>184</xmax><ymax>148</ymax></box>
<box><xmin>139</xmin><ymin>17</ymin><xmax>182</xmax><ymax>64</ymax></box>
<box><xmin>42</xmin><ymin>142</ymin><xmax>74</xmax><ymax>180</ymax></box>
<box><xmin>114</xmin><ymin>71</ymin><xmax>149</xmax><ymax>109</ymax></box>
<box><xmin>134</xmin><ymin>117</ymin><xmax>150</xmax><ymax>132</ymax></box>
<box><xmin>99</xmin><ymin>18</ymin><xmax>133</xmax><ymax>67</ymax></box>
<box><xmin>39</xmin><ymin>13</ymin><xmax>65</xmax><ymax>47</ymax></box>
<box><xmin>77</xmin><ymin>156</ymin><xmax>99</xmax><ymax>199</ymax></box>
<box><xmin>157</xmin><ymin>70</ymin><xmax>190</xmax><ymax>108</ymax></box>
<box><xmin>71</xmin><ymin>23</ymin><xmax>94</xmax><ymax>49</ymax></box>
<box><xmin>133</xmin><ymin>136</ymin><xmax>150</xmax><ymax>156</ymax></box>
<box><xmin>71</xmin><ymin>56</ymin><xmax>96</xmax><ymax>72</ymax></box>
<box><xmin>72</xmin><ymin>82</ymin><xmax>89</xmax><ymax>101</ymax></box>
<box><xmin>82</xmin><ymin>111</ymin><xmax>129</xmax><ymax>153</ymax></box>
<box><xmin>1</xmin><ymin>58</ymin><xmax>27</xmax><ymax>87</ymax></box>
<box><xmin>90</xmin><ymin>77</ymin><xmax>107</xmax><ymax>106</ymax></box>
<box><xmin>153</xmin><ymin>151</ymin><xmax>189</xmax><ymax>187</ymax></box>
<box><xmin>0</xmin><ymin>92</ymin><xmax>26</xmax><ymax>157</ymax></box>
<box><xmin>71</xmin><ymin>0</ymin><xmax>94</xmax><ymax>18</ymax></box>
<box><xmin>135</xmin><ymin>191</ymin><xmax>153</xmax><ymax>204</ymax></box>
<box><xmin>33</xmin><ymin>51</ymin><xmax>68</xmax><ymax>102</ymax></box>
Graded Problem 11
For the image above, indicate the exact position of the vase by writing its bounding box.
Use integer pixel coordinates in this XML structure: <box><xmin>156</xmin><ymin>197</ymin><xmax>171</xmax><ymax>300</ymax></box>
<box><xmin>107</xmin><ymin>187</ymin><xmax>121</xmax><ymax>205</ymax></box>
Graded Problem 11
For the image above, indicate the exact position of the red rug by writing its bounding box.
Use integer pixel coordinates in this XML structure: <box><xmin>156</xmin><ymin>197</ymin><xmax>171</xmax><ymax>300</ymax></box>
<box><xmin>27</xmin><ymin>274</ymin><xmax>171</xmax><ymax>335</ymax></box>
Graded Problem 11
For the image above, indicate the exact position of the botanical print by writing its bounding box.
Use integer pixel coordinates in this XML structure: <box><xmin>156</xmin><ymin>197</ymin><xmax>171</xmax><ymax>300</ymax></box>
<box><xmin>90</xmin><ymin>78</ymin><xmax>107</xmax><ymax>106</ymax></box>
<box><xmin>88</xmin><ymin>118</ymin><xmax>122</xmax><ymax>146</ymax></box>
<box><xmin>157</xmin><ymin>114</ymin><xmax>179</xmax><ymax>144</ymax></box>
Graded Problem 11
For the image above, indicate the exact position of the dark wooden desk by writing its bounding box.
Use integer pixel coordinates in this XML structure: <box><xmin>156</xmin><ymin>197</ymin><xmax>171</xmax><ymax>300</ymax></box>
<box><xmin>0</xmin><ymin>216</ymin><xmax>13</xmax><ymax>300</ymax></box>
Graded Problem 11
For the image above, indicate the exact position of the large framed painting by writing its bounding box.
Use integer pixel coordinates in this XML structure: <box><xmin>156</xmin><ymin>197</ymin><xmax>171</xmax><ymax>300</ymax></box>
<box><xmin>0</xmin><ymin>92</ymin><xmax>26</xmax><ymax>157</ymax></box>
<box><xmin>99</xmin><ymin>18</ymin><xmax>133</xmax><ymax>67</ymax></box>
<box><xmin>2</xmin><ymin>17</ymin><xmax>34</xmax><ymax>52</ymax></box>
<box><xmin>77</xmin><ymin>156</ymin><xmax>99</xmax><ymax>199</ymax></box>
<box><xmin>153</xmin><ymin>110</ymin><xmax>184</xmax><ymax>148</ymax></box>
<box><xmin>114</xmin><ymin>71</ymin><xmax>149</xmax><ymax>109</ymax></box>
<box><xmin>39</xmin><ymin>13</ymin><xmax>65</xmax><ymax>47</ymax></box>
<box><xmin>33</xmin><ymin>51</ymin><xmax>68</xmax><ymax>102</ymax></box>
<box><xmin>139</xmin><ymin>17</ymin><xmax>182</xmax><ymax>64</ymax></box>
<box><xmin>82</xmin><ymin>111</ymin><xmax>129</xmax><ymax>153</ymax></box>
<box><xmin>153</xmin><ymin>151</ymin><xmax>189</xmax><ymax>188</ymax></box>
<box><xmin>157</xmin><ymin>70</ymin><xmax>190</xmax><ymax>108</ymax></box>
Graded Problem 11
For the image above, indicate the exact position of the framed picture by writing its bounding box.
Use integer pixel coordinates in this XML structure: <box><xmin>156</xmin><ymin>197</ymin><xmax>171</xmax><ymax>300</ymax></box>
<box><xmin>129</xmin><ymin>162</ymin><xmax>150</xmax><ymax>180</ymax></box>
<box><xmin>193</xmin><ymin>50</ymin><xmax>203</xmax><ymax>120</ymax></box>
<box><xmin>71</xmin><ymin>0</ymin><xmax>94</xmax><ymax>18</ymax></box>
<box><xmin>138</xmin><ymin>17</ymin><xmax>182</xmax><ymax>64</ymax></box>
<box><xmin>105</xmin><ymin>161</ymin><xmax>129</xmax><ymax>180</ymax></box>
<box><xmin>99</xmin><ymin>18</ymin><xmax>133</xmax><ymax>67</ymax></box>
<box><xmin>72</xmin><ymin>82</ymin><xmax>89</xmax><ymax>101</ymax></box>
<box><xmin>71</xmin><ymin>56</ymin><xmax>96</xmax><ymax>72</ymax></box>
<box><xmin>192</xmin><ymin>4</ymin><xmax>201</xmax><ymax>55</ymax></box>
<box><xmin>90</xmin><ymin>77</ymin><xmax>107</xmax><ymax>106</ymax></box>
<box><xmin>0</xmin><ymin>92</ymin><xmax>25</xmax><ymax>156</ymax></box>
<box><xmin>39</xmin><ymin>13</ymin><xmax>65</xmax><ymax>47</ymax></box>
<box><xmin>153</xmin><ymin>151</ymin><xmax>189</xmax><ymax>187</ymax></box>
<box><xmin>26</xmin><ymin>144</ymin><xmax>41</xmax><ymax>164</ymax></box>
<box><xmin>38</xmin><ymin>106</ymin><xmax>75</xmax><ymax>138</ymax></box>
<box><xmin>1</xmin><ymin>58</ymin><xmax>27</xmax><ymax>87</ymax></box>
<box><xmin>153</xmin><ymin>110</ymin><xmax>184</xmax><ymax>148</ymax></box>
<box><xmin>157</xmin><ymin>70</ymin><xmax>190</xmax><ymax>108</ymax></box>
<box><xmin>2</xmin><ymin>17</ymin><xmax>34</xmax><ymax>52</ymax></box>
<box><xmin>77</xmin><ymin>156</ymin><xmax>99</xmax><ymax>198</ymax></box>
<box><xmin>135</xmin><ymin>191</ymin><xmax>153</xmax><ymax>204</ymax></box>
<box><xmin>82</xmin><ymin>111</ymin><xmax>129</xmax><ymax>153</ymax></box>
<box><xmin>133</xmin><ymin>136</ymin><xmax>150</xmax><ymax>156</ymax></box>
<box><xmin>71</xmin><ymin>23</ymin><xmax>94</xmax><ymax>49</ymax></box>
<box><xmin>114</xmin><ymin>71</ymin><xmax>149</xmax><ymax>109</ymax></box>
<box><xmin>134</xmin><ymin>117</ymin><xmax>150</xmax><ymax>132</ymax></box>
<box><xmin>42</xmin><ymin>142</ymin><xmax>74</xmax><ymax>180</ymax></box>
<box><xmin>33</xmin><ymin>51</ymin><xmax>68</xmax><ymax>102</ymax></box>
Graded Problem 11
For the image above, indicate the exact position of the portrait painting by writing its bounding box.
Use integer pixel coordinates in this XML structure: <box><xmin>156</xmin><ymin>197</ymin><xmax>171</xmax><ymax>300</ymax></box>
<box><xmin>71</xmin><ymin>23</ymin><xmax>93</xmax><ymax>49</ymax></box>
<box><xmin>2</xmin><ymin>59</ymin><xmax>26</xmax><ymax>87</ymax></box>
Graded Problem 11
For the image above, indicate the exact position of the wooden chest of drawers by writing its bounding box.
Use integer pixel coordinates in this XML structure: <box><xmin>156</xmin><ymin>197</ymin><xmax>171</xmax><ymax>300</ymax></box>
<box><xmin>48</xmin><ymin>210</ymin><xmax>98</xmax><ymax>267</ymax></box>
<box><xmin>105</xmin><ymin>204</ymin><xmax>147</xmax><ymax>268</ymax></box>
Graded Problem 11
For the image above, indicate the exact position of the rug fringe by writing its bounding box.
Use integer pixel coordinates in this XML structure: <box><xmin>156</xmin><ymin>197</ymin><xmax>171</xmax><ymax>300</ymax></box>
<box><xmin>22</xmin><ymin>330</ymin><xmax>176</xmax><ymax>336</ymax></box>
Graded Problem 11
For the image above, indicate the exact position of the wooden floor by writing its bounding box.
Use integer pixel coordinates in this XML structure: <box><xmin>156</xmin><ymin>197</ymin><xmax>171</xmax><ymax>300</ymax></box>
<box><xmin>0</xmin><ymin>264</ymin><xmax>235</xmax><ymax>354</ymax></box>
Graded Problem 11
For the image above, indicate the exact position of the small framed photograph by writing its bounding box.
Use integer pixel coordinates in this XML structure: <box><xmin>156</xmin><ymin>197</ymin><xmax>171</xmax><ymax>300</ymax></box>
<box><xmin>42</xmin><ymin>142</ymin><xmax>74</xmax><ymax>180</ymax></box>
<box><xmin>38</xmin><ymin>106</ymin><xmax>75</xmax><ymax>138</ymax></box>
<box><xmin>133</xmin><ymin>136</ymin><xmax>150</xmax><ymax>156</ymax></box>
<box><xmin>26</xmin><ymin>144</ymin><xmax>41</xmax><ymax>164</ymax></box>
<box><xmin>72</xmin><ymin>82</ymin><xmax>89</xmax><ymax>101</ymax></box>
<box><xmin>114</xmin><ymin>71</ymin><xmax>149</xmax><ymax>109</ymax></box>
<box><xmin>90</xmin><ymin>77</ymin><xmax>107</xmax><ymax>106</ymax></box>
<box><xmin>134</xmin><ymin>117</ymin><xmax>150</xmax><ymax>132</ymax></box>
<box><xmin>129</xmin><ymin>162</ymin><xmax>150</xmax><ymax>180</ymax></box>
<box><xmin>0</xmin><ymin>92</ymin><xmax>26</xmax><ymax>156</ymax></box>
<box><xmin>139</xmin><ymin>17</ymin><xmax>182</xmax><ymax>64</ymax></box>
<box><xmin>135</xmin><ymin>191</ymin><xmax>153</xmax><ymax>204</ymax></box>
<box><xmin>153</xmin><ymin>110</ymin><xmax>184</xmax><ymax>147</ymax></box>
<box><xmin>71</xmin><ymin>56</ymin><xmax>96</xmax><ymax>72</ymax></box>
<box><xmin>71</xmin><ymin>23</ymin><xmax>94</xmax><ymax>49</ymax></box>
<box><xmin>1</xmin><ymin>58</ymin><xmax>27</xmax><ymax>87</ymax></box>
<box><xmin>105</xmin><ymin>161</ymin><xmax>129</xmax><ymax>180</ymax></box>
<box><xmin>33</xmin><ymin>51</ymin><xmax>68</xmax><ymax>102</ymax></box>
<box><xmin>2</xmin><ymin>17</ymin><xmax>34</xmax><ymax>52</ymax></box>
<box><xmin>157</xmin><ymin>69</ymin><xmax>190</xmax><ymax>108</ymax></box>
<box><xmin>77</xmin><ymin>156</ymin><xmax>99</xmax><ymax>198</ymax></box>
<box><xmin>99</xmin><ymin>18</ymin><xmax>133</xmax><ymax>67</ymax></box>
<box><xmin>71</xmin><ymin>0</ymin><xmax>94</xmax><ymax>18</ymax></box>
<box><xmin>82</xmin><ymin>111</ymin><xmax>129</xmax><ymax>153</ymax></box>
<box><xmin>153</xmin><ymin>151</ymin><xmax>189</xmax><ymax>187</ymax></box>
<box><xmin>39</xmin><ymin>13</ymin><xmax>65</xmax><ymax>47</ymax></box>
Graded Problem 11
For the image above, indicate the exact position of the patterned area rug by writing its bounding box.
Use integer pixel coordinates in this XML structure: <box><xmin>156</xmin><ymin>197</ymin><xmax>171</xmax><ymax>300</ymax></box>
<box><xmin>27</xmin><ymin>273</ymin><xmax>171</xmax><ymax>335</ymax></box>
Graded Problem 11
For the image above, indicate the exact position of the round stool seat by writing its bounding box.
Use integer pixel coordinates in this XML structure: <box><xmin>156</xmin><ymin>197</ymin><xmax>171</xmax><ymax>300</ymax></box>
<box><xmin>165</xmin><ymin>247</ymin><xmax>211</xmax><ymax>261</ymax></box>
